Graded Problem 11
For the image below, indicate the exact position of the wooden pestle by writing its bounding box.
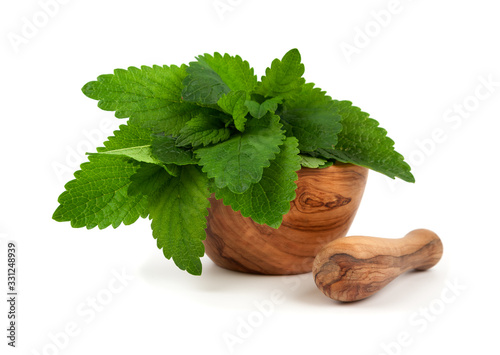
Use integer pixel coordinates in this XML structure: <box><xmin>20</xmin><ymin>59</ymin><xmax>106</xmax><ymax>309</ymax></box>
<box><xmin>312</xmin><ymin>229</ymin><xmax>443</xmax><ymax>302</ymax></box>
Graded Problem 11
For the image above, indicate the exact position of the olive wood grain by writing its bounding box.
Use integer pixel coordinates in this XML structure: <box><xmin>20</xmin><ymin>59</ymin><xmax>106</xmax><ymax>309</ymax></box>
<box><xmin>204</xmin><ymin>163</ymin><xmax>368</xmax><ymax>275</ymax></box>
<box><xmin>312</xmin><ymin>229</ymin><xmax>444</xmax><ymax>302</ymax></box>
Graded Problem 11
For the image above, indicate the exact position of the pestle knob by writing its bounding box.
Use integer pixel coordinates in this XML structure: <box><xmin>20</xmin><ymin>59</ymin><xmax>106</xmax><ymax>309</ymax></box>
<box><xmin>312</xmin><ymin>229</ymin><xmax>443</xmax><ymax>302</ymax></box>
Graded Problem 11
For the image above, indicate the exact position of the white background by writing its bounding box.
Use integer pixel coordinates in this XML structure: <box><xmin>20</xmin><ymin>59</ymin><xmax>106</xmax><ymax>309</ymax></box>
<box><xmin>1</xmin><ymin>0</ymin><xmax>499</xmax><ymax>354</ymax></box>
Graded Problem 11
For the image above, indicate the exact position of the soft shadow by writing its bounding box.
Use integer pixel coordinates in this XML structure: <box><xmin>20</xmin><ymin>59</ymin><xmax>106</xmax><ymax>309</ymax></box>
<box><xmin>194</xmin><ymin>261</ymin><xmax>285</xmax><ymax>293</ymax></box>
<box><xmin>140</xmin><ymin>254</ymin><xmax>449</xmax><ymax>311</ymax></box>
<box><xmin>139</xmin><ymin>255</ymin><xmax>288</xmax><ymax>294</ymax></box>
<box><xmin>289</xmin><ymin>268</ymin><xmax>449</xmax><ymax>310</ymax></box>
<box><xmin>291</xmin><ymin>280</ymin><xmax>336</xmax><ymax>307</ymax></box>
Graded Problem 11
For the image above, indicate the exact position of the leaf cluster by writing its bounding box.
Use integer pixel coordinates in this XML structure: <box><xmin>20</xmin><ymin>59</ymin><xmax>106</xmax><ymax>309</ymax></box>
<box><xmin>53</xmin><ymin>49</ymin><xmax>414</xmax><ymax>275</ymax></box>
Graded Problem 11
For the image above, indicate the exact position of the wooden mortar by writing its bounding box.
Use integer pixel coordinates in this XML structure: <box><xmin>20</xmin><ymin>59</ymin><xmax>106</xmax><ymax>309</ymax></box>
<box><xmin>203</xmin><ymin>163</ymin><xmax>369</xmax><ymax>275</ymax></box>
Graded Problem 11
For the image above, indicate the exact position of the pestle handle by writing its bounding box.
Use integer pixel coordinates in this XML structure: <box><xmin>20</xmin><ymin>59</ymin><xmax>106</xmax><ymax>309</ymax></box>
<box><xmin>312</xmin><ymin>229</ymin><xmax>443</xmax><ymax>302</ymax></box>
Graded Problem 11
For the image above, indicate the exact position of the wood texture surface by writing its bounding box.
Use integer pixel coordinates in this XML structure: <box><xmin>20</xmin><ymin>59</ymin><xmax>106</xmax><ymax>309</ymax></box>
<box><xmin>312</xmin><ymin>229</ymin><xmax>444</xmax><ymax>302</ymax></box>
<box><xmin>203</xmin><ymin>163</ymin><xmax>368</xmax><ymax>275</ymax></box>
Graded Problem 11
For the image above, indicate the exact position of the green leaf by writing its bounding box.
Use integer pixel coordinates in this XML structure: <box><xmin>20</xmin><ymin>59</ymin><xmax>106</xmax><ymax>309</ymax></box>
<box><xmin>94</xmin><ymin>145</ymin><xmax>161</xmax><ymax>165</ymax></box>
<box><xmin>149</xmin><ymin>165</ymin><xmax>211</xmax><ymax>275</ymax></box>
<box><xmin>176</xmin><ymin>111</ymin><xmax>232</xmax><ymax>148</ymax></box>
<box><xmin>217</xmin><ymin>90</ymin><xmax>249</xmax><ymax>131</ymax></box>
<box><xmin>211</xmin><ymin>137</ymin><xmax>301</xmax><ymax>228</ymax></box>
<box><xmin>93</xmin><ymin>122</ymin><xmax>191</xmax><ymax>175</ymax></box>
<box><xmin>82</xmin><ymin>65</ymin><xmax>200</xmax><ymax>135</ymax></box>
<box><xmin>91</xmin><ymin>121</ymin><xmax>165</xmax><ymax>165</ymax></box>
<box><xmin>53</xmin><ymin>122</ymin><xmax>165</xmax><ymax>228</ymax></box>
<box><xmin>128</xmin><ymin>164</ymin><xmax>171</xmax><ymax>197</ymax></box>
<box><xmin>98</xmin><ymin>121</ymin><xmax>154</xmax><ymax>152</ymax></box>
<box><xmin>162</xmin><ymin>164</ymin><xmax>181</xmax><ymax>178</ymax></box>
<box><xmin>319</xmin><ymin>101</ymin><xmax>415</xmax><ymax>182</ymax></box>
<box><xmin>280</xmin><ymin>83</ymin><xmax>342</xmax><ymax>152</ymax></box>
<box><xmin>245</xmin><ymin>97</ymin><xmax>283</xmax><ymax>119</ymax></box>
<box><xmin>151</xmin><ymin>135</ymin><xmax>198</xmax><ymax>165</ymax></box>
<box><xmin>195</xmin><ymin>114</ymin><xmax>285</xmax><ymax>193</ymax></box>
<box><xmin>300</xmin><ymin>155</ymin><xmax>330</xmax><ymax>168</ymax></box>
<box><xmin>52</xmin><ymin>154</ymin><xmax>149</xmax><ymax>229</ymax></box>
<box><xmin>318</xmin><ymin>161</ymin><xmax>334</xmax><ymax>169</ymax></box>
<box><xmin>182</xmin><ymin>53</ymin><xmax>257</xmax><ymax>105</ymax></box>
<box><xmin>257</xmin><ymin>48</ymin><xmax>305</xmax><ymax>99</ymax></box>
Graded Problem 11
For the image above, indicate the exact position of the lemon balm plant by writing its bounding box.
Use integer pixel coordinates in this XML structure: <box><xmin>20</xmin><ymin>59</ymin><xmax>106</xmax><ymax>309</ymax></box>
<box><xmin>53</xmin><ymin>49</ymin><xmax>414</xmax><ymax>275</ymax></box>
